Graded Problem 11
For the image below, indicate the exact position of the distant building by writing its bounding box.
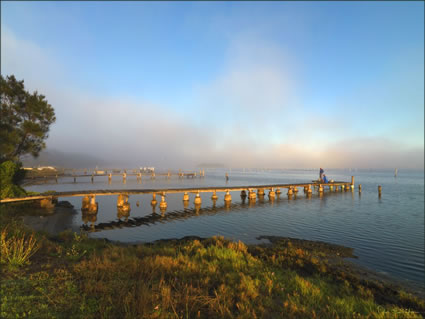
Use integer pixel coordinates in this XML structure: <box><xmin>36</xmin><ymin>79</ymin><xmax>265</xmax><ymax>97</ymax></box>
<box><xmin>37</xmin><ymin>166</ymin><xmax>57</xmax><ymax>171</ymax></box>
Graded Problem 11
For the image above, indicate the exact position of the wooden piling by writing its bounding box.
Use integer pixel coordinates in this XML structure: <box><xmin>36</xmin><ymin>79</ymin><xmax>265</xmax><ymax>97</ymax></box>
<box><xmin>248</xmin><ymin>189</ymin><xmax>256</xmax><ymax>200</ymax></box>
<box><xmin>183</xmin><ymin>192</ymin><xmax>190</xmax><ymax>201</ymax></box>
<box><xmin>151</xmin><ymin>193</ymin><xmax>157</xmax><ymax>206</ymax></box>
<box><xmin>159</xmin><ymin>193</ymin><xmax>167</xmax><ymax>210</ymax></box>
<box><xmin>194</xmin><ymin>192</ymin><xmax>202</xmax><ymax>205</ymax></box>
<box><xmin>224</xmin><ymin>190</ymin><xmax>231</xmax><ymax>202</ymax></box>
<box><xmin>358</xmin><ymin>184</ymin><xmax>362</xmax><ymax>192</ymax></box>
<box><xmin>211</xmin><ymin>191</ymin><xmax>218</xmax><ymax>200</ymax></box>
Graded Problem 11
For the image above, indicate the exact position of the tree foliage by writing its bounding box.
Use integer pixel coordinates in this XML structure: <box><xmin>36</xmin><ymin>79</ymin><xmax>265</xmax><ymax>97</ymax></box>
<box><xmin>0</xmin><ymin>161</ymin><xmax>26</xmax><ymax>199</ymax></box>
<box><xmin>0</xmin><ymin>75</ymin><xmax>56</xmax><ymax>163</ymax></box>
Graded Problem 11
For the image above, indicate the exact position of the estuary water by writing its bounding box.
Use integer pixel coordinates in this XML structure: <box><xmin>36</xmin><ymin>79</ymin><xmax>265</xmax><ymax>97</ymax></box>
<box><xmin>24</xmin><ymin>168</ymin><xmax>424</xmax><ymax>291</ymax></box>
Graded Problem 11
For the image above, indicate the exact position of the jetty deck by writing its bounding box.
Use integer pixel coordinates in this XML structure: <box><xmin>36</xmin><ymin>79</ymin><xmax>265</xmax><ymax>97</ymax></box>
<box><xmin>0</xmin><ymin>179</ymin><xmax>355</xmax><ymax>204</ymax></box>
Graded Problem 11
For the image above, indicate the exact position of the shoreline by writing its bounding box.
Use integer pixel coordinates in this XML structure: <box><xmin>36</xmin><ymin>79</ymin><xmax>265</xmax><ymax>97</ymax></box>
<box><xmin>2</xmin><ymin>202</ymin><xmax>424</xmax><ymax>318</ymax></box>
<box><xmin>20</xmin><ymin>202</ymin><xmax>424</xmax><ymax>299</ymax></box>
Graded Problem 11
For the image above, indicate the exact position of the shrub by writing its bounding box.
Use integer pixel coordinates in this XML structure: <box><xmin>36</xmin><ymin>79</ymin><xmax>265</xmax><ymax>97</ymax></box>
<box><xmin>0</xmin><ymin>161</ymin><xmax>26</xmax><ymax>199</ymax></box>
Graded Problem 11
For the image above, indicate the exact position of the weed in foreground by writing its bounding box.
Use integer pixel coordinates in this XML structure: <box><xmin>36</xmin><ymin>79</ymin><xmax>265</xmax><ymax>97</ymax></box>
<box><xmin>0</xmin><ymin>228</ymin><xmax>40</xmax><ymax>268</ymax></box>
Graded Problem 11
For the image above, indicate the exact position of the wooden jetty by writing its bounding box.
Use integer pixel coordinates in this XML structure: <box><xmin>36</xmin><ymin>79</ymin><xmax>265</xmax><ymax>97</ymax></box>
<box><xmin>25</xmin><ymin>169</ymin><xmax>204</xmax><ymax>183</ymax></box>
<box><xmin>1</xmin><ymin>177</ymin><xmax>357</xmax><ymax>213</ymax></box>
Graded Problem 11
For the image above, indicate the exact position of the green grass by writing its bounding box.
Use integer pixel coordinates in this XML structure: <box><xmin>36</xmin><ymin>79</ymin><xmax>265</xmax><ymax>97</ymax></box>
<box><xmin>1</xmin><ymin>204</ymin><xmax>424</xmax><ymax>318</ymax></box>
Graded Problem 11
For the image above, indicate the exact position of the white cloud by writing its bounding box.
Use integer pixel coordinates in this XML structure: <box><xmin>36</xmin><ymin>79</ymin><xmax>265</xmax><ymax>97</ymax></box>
<box><xmin>2</xmin><ymin>25</ymin><xmax>423</xmax><ymax>169</ymax></box>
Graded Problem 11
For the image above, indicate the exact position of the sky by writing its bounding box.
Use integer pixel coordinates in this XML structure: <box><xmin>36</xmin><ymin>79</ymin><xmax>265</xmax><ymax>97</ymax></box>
<box><xmin>1</xmin><ymin>1</ymin><xmax>424</xmax><ymax>169</ymax></box>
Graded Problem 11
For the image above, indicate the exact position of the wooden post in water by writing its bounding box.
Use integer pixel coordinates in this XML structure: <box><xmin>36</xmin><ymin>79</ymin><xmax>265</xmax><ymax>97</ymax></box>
<box><xmin>257</xmin><ymin>188</ymin><xmax>265</xmax><ymax>196</ymax></box>
<box><xmin>194</xmin><ymin>192</ymin><xmax>202</xmax><ymax>205</ymax></box>
<box><xmin>269</xmin><ymin>188</ymin><xmax>276</xmax><ymax>199</ymax></box>
<box><xmin>276</xmin><ymin>188</ymin><xmax>281</xmax><ymax>195</ymax></box>
<box><xmin>159</xmin><ymin>193</ymin><xmax>167</xmax><ymax>210</ymax></box>
<box><xmin>224</xmin><ymin>190</ymin><xmax>231</xmax><ymax>203</ymax></box>
<box><xmin>378</xmin><ymin>185</ymin><xmax>382</xmax><ymax>197</ymax></box>
<box><xmin>248</xmin><ymin>189</ymin><xmax>256</xmax><ymax>201</ymax></box>
<box><xmin>82</xmin><ymin>196</ymin><xmax>90</xmax><ymax>211</ymax></box>
<box><xmin>358</xmin><ymin>184</ymin><xmax>362</xmax><ymax>193</ymax></box>
<box><xmin>211</xmin><ymin>191</ymin><xmax>218</xmax><ymax>200</ymax></box>
<box><xmin>183</xmin><ymin>192</ymin><xmax>189</xmax><ymax>202</ymax></box>
<box><xmin>240</xmin><ymin>190</ymin><xmax>247</xmax><ymax>199</ymax></box>
<box><xmin>151</xmin><ymin>193</ymin><xmax>157</xmax><ymax>206</ymax></box>
<box><xmin>351</xmin><ymin>176</ymin><xmax>355</xmax><ymax>190</ymax></box>
<box><xmin>287</xmin><ymin>187</ymin><xmax>293</xmax><ymax>196</ymax></box>
<box><xmin>88</xmin><ymin>195</ymin><xmax>98</xmax><ymax>213</ymax></box>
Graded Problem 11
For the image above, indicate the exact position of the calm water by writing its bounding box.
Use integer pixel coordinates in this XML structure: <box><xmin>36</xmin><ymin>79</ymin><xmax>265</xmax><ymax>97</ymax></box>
<box><xmin>25</xmin><ymin>169</ymin><xmax>424</xmax><ymax>290</ymax></box>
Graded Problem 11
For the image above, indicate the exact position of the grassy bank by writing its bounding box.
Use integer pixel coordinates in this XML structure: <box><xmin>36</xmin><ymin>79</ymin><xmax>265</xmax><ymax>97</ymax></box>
<box><xmin>1</xmin><ymin>204</ymin><xmax>424</xmax><ymax>318</ymax></box>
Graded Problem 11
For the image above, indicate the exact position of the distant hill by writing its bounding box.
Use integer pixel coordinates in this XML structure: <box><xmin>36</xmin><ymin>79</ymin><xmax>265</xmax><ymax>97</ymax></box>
<box><xmin>21</xmin><ymin>149</ymin><xmax>106</xmax><ymax>169</ymax></box>
<box><xmin>197</xmin><ymin>163</ymin><xmax>225</xmax><ymax>168</ymax></box>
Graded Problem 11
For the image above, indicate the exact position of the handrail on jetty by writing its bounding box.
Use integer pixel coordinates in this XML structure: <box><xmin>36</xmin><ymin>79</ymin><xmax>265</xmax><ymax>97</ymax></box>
<box><xmin>1</xmin><ymin>177</ymin><xmax>357</xmax><ymax>213</ymax></box>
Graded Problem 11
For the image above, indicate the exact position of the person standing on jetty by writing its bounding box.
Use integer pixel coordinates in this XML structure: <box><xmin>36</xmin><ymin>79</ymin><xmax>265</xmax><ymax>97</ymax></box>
<box><xmin>323</xmin><ymin>174</ymin><xmax>328</xmax><ymax>183</ymax></box>
<box><xmin>319</xmin><ymin>167</ymin><xmax>324</xmax><ymax>181</ymax></box>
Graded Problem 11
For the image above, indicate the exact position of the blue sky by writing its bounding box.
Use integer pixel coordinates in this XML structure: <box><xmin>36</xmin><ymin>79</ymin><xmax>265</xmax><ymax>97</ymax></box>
<box><xmin>1</xmin><ymin>1</ymin><xmax>424</xmax><ymax>168</ymax></box>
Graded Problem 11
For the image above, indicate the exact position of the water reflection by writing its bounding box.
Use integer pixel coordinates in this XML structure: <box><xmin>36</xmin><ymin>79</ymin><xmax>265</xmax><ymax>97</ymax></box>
<box><xmin>81</xmin><ymin>198</ymin><xmax>290</xmax><ymax>232</ymax></box>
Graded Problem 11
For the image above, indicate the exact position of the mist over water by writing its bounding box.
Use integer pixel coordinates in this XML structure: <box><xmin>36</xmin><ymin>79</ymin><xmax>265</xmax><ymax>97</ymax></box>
<box><xmin>25</xmin><ymin>168</ymin><xmax>424</xmax><ymax>290</ymax></box>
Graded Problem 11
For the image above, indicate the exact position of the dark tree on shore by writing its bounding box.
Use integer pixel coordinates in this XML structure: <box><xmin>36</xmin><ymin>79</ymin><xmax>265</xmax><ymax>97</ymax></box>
<box><xmin>0</xmin><ymin>75</ymin><xmax>56</xmax><ymax>163</ymax></box>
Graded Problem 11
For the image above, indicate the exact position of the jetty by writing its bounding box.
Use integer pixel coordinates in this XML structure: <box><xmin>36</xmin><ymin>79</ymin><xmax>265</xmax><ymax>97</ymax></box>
<box><xmin>1</xmin><ymin>177</ymin><xmax>358</xmax><ymax>213</ymax></box>
<box><xmin>24</xmin><ymin>169</ymin><xmax>204</xmax><ymax>183</ymax></box>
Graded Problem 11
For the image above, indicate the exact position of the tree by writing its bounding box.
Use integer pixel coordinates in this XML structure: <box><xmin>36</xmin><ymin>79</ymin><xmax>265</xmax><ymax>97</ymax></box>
<box><xmin>0</xmin><ymin>75</ymin><xmax>56</xmax><ymax>163</ymax></box>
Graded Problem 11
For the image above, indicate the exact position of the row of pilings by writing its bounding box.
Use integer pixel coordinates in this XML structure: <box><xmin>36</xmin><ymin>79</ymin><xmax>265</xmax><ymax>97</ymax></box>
<box><xmin>80</xmin><ymin>183</ymin><xmax>371</xmax><ymax>231</ymax></box>
<box><xmin>79</xmin><ymin>182</ymin><xmax>365</xmax><ymax>217</ymax></box>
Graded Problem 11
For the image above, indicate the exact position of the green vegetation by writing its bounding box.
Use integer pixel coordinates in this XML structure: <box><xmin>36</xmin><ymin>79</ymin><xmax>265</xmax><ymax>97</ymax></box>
<box><xmin>0</xmin><ymin>75</ymin><xmax>56</xmax><ymax>163</ymax></box>
<box><xmin>0</xmin><ymin>160</ymin><xmax>27</xmax><ymax>199</ymax></box>
<box><xmin>1</xmin><ymin>205</ymin><xmax>424</xmax><ymax>319</ymax></box>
